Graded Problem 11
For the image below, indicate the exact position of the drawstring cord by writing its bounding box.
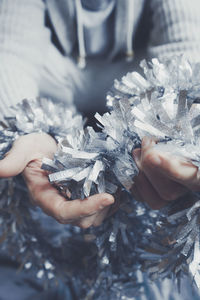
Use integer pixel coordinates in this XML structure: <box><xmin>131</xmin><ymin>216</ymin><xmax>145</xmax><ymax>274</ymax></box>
<box><xmin>126</xmin><ymin>0</ymin><xmax>134</xmax><ymax>62</ymax></box>
<box><xmin>75</xmin><ymin>0</ymin><xmax>86</xmax><ymax>68</ymax></box>
<box><xmin>75</xmin><ymin>0</ymin><xmax>134</xmax><ymax>67</ymax></box>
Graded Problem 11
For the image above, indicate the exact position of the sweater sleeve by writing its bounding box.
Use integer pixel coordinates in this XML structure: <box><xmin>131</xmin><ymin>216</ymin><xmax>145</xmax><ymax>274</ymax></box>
<box><xmin>0</xmin><ymin>0</ymin><xmax>52</xmax><ymax>118</ymax></box>
<box><xmin>148</xmin><ymin>0</ymin><xmax>200</xmax><ymax>62</ymax></box>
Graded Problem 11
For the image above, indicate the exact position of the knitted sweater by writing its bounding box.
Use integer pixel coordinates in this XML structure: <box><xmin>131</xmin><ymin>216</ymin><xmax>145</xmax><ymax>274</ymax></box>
<box><xmin>0</xmin><ymin>0</ymin><xmax>200</xmax><ymax>118</ymax></box>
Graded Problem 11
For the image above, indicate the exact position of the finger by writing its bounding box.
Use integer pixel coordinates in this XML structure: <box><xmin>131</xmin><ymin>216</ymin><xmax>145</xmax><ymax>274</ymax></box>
<box><xmin>47</xmin><ymin>192</ymin><xmax>114</xmax><ymax>225</ymax></box>
<box><xmin>140</xmin><ymin>153</ymin><xmax>188</xmax><ymax>201</ymax></box>
<box><xmin>133</xmin><ymin>140</ymin><xmax>187</xmax><ymax>203</ymax></box>
<box><xmin>142</xmin><ymin>165</ymin><xmax>187</xmax><ymax>201</ymax></box>
<box><xmin>0</xmin><ymin>133</ymin><xmax>57</xmax><ymax>177</ymax></box>
<box><xmin>131</xmin><ymin>171</ymin><xmax>168</xmax><ymax>209</ymax></box>
<box><xmin>153</xmin><ymin>154</ymin><xmax>199</xmax><ymax>191</ymax></box>
<box><xmin>140</xmin><ymin>136</ymin><xmax>156</xmax><ymax>163</ymax></box>
<box><xmin>76</xmin><ymin>206</ymin><xmax>110</xmax><ymax>228</ymax></box>
<box><xmin>72</xmin><ymin>214</ymin><xmax>98</xmax><ymax>229</ymax></box>
<box><xmin>140</xmin><ymin>137</ymin><xmax>199</xmax><ymax>191</ymax></box>
<box><xmin>24</xmin><ymin>163</ymin><xmax>114</xmax><ymax>224</ymax></box>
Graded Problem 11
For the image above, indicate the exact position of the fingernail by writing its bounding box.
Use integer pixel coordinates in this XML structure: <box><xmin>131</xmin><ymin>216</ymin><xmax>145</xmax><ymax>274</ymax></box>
<box><xmin>102</xmin><ymin>197</ymin><xmax>114</xmax><ymax>207</ymax></box>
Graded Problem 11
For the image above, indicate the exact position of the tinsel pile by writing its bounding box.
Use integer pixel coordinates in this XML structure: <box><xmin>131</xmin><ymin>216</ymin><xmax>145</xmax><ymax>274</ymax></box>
<box><xmin>1</xmin><ymin>55</ymin><xmax>200</xmax><ymax>298</ymax></box>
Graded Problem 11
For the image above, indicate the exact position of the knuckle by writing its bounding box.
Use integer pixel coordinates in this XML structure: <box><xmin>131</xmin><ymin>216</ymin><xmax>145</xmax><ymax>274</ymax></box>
<box><xmin>142</xmin><ymin>151</ymin><xmax>156</xmax><ymax>167</ymax></box>
<box><xmin>170</xmin><ymin>169</ymin><xmax>182</xmax><ymax>180</ymax></box>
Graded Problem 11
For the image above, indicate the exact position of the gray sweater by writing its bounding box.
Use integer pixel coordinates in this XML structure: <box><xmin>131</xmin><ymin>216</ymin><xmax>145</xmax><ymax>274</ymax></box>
<box><xmin>0</xmin><ymin>0</ymin><xmax>200</xmax><ymax>118</ymax></box>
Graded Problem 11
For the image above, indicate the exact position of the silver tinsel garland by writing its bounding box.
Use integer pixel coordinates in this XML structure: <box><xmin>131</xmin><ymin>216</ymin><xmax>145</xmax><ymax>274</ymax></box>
<box><xmin>1</xmin><ymin>55</ymin><xmax>200</xmax><ymax>298</ymax></box>
<box><xmin>0</xmin><ymin>98</ymin><xmax>145</xmax><ymax>298</ymax></box>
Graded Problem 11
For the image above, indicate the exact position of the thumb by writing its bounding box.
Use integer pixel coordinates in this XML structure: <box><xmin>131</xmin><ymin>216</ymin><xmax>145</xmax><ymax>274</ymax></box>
<box><xmin>0</xmin><ymin>133</ymin><xmax>57</xmax><ymax>178</ymax></box>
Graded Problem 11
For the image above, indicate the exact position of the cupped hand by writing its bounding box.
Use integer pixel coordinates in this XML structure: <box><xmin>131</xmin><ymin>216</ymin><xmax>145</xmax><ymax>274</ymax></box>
<box><xmin>132</xmin><ymin>136</ymin><xmax>200</xmax><ymax>209</ymax></box>
<box><xmin>0</xmin><ymin>133</ymin><xmax>114</xmax><ymax>228</ymax></box>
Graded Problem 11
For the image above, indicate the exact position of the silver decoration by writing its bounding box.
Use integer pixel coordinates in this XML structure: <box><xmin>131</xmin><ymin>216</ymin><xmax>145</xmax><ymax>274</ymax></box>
<box><xmin>1</xmin><ymin>56</ymin><xmax>200</xmax><ymax>297</ymax></box>
<box><xmin>0</xmin><ymin>98</ymin><xmax>143</xmax><ymax>298</ymax></box>
<box><xmin>0</xmin><ymin>98</ymin><xmax>83</xmax><ymax>160</ymax></box>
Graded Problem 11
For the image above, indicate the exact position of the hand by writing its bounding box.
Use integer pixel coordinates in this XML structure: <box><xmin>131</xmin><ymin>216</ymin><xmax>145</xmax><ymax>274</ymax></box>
<box><xmin>0</xmin><ymin>133</ymin><xmax>114</xmax><ymax>228</ymax></box>
<box><xmin>132</xmin><ymin>136</ymin><xmax>199</xmax><ymax>209</ymax></box>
